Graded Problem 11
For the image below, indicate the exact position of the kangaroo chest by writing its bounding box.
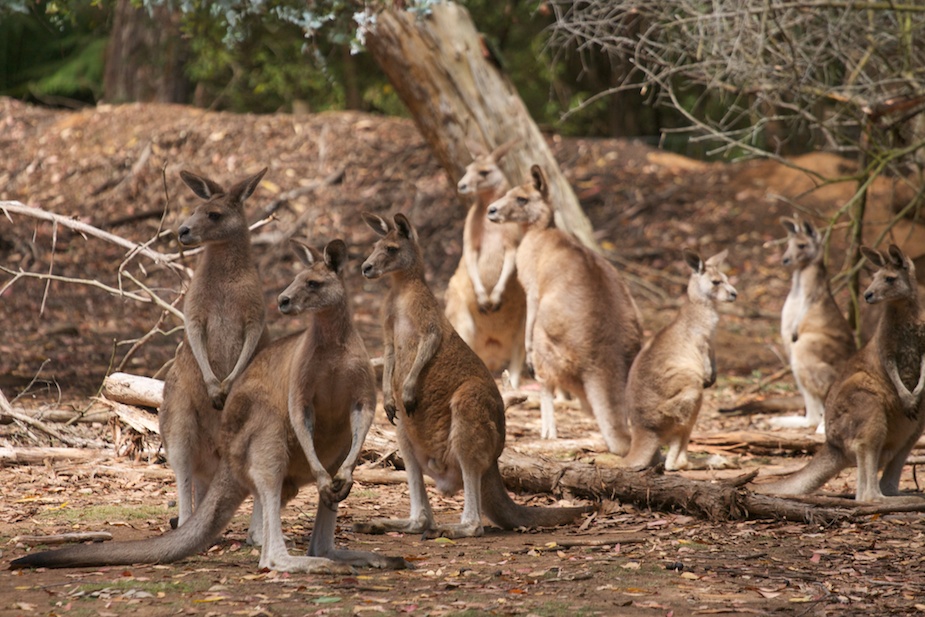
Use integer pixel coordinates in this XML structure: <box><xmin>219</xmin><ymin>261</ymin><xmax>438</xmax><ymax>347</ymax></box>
<box><xmin>781</xmin><ymin>270</ymin><xmax>812</xmax><ymax>348</ymax></box>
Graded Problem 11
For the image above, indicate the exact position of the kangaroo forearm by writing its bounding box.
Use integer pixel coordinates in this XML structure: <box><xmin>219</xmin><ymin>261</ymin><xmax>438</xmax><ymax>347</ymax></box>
<box><xmin>341</xmin><ymin>401</ymin><xmax>375</xmax><ymax>472</ymax></box>
<box><xmin>490</xmin><ymin>249</ymin><xmax>517</xmax><ymax>299</ymax></box>
<box><xmin>186</xmin><ymin>323</ymin><xmax>219</xmax><ymax>384</ymax></box>
<box><xmin>225</xmin><ymin>324</ymin><xmax>263</xmax><ymax>384</ymax></box>
<box><xmin>287</xmin><ymin>393</ymin><xmax>328</xmax><ymax>479</ymax></box>
<box><xmin>465</xmin><ymin>250</ymin><xmax>487</xmax><ymax>297</ymax></box>
<box><xmin>405</xmin><ymin>331</ymin><xmax>440</xmax><ymax>390</ymax></box>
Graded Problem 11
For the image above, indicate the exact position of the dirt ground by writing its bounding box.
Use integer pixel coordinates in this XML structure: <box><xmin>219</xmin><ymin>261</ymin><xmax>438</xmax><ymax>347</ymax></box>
<box><xmin>2</xmin><ymin>98</ymin><xmax>925</xmax><ymax>616</ymax></box>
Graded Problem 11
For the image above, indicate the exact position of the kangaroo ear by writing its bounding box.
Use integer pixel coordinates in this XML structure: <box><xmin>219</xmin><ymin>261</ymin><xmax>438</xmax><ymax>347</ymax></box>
<box><xmin>180</xmin><ymin>170</ymin><xmax>225</xmax><ymax>201</ymax></box>
<box><xmin>530</xmin><ymin>165</ymin><xmax>549</xmax><ymax>200</ymax></box>
<box><xmin>324</xmin><ymin>239</ymin><xmax>348</xmax><ymax>274</ymax></box>
<box><xmin>860</xmin><ymin>246</ymin><xmax>884</xmax><ymax>269</ymax></box>
<box><xmin>888</xmin><ymin>244</ymin><xmax>907</xmax><ymax>269</ymax></box>
<box><xmin>362</xmin><ymin>212</ymin><xmax>391</xmax><ymax>236</ymax></box>
<box><xmin>803</xmin><ymin>220</ymin><xmax>819</xmax><ymax>241</ymax></box>
<box><xmin>705</xmin><ymin>249</ymin><xmax>729</xmax><ymax>268</ymax></box>
<box><xmin>393</xmin><ymin>213</ymin><xmax>417</xmax><ymax>241</ymax></box>
<box><xmin>228</xmin><ymin>167</ymin><xmax>268</xmax><ymax>208</ymax></box>
<box><xmin>491</xmin><ymin>138</ymin><xmax>520</xmax><ymax>162</ymax></box>
<box><xmin>683</xmin><ymin>250</ymin><xmax>704</xmax><ymax>273</ymax></box>
<box><xmin>780</xmin><ymin>217</ymin><xmax>799</xmax><ymax>235</ymax></box>
<box><xmin>290</xmin><ymin>238</ymin><xmax>320</xmax><ymax>267</ymax></box>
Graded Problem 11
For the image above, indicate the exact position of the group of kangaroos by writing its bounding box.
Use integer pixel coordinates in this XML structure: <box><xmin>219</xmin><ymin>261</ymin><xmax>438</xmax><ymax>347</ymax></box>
<box><xmin>11</xmin><ymin>140</ymin><xmax>925</xmax><ymax>574</ymax></box>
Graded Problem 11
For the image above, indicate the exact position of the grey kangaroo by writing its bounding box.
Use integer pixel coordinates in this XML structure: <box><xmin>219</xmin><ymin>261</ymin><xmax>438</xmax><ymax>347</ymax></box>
<box><xmin>355</xmin><ymin>212</ymin><xmax>591</xmax><ymax>539</ymax></box>
<box><xmin>757</xmin><ymin>245</ymin><xmax>925</xmax><ymax>502</ymax></box>
<box><xmin>622</xmin><ymin>250</ymin><xmax>737</xmax><ymax>470</ymax></box>
<box><xmin>12</xmin><ymin>240</ymin><xmax>408</xmax><ymax>572</ymax></box>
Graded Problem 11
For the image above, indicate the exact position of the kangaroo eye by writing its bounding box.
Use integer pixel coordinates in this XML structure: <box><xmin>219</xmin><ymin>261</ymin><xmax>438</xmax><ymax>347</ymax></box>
<box><xmin>516</xmin><ymin>197</ymin><xmax>528</xmax><ymax>206</ymax></box>
<box><xmin>797</xmin><ymin>243</ymin><xmax>807</xmax><ymax>249</ymax></box>
<box><xmin>885</xmin><ymin>276</ymin><xmax>897</xmax><ymax>284</ymax></box>
<box><xmin>712</xmin><ymin>280</ymin><xmax>722</xmax><ymax>286</ymax></box>
<box><xmin>386</xmin><ymin>245</ymin><xmax>399</xmax><ymax>255</ymax></box>
<box><xmin>208</xmin><ymin>212</ymin><xmax>221</xmax><ymax>222</ymax></box>
<box><xmin>478</xmin><ymin>170</ymin><xmax>490</xmax><ymax>177</ymax></box>
<box><xmin>308</xmin><ymin>280</ymin><xmax>321</xmax><ymax>290</ymax></box>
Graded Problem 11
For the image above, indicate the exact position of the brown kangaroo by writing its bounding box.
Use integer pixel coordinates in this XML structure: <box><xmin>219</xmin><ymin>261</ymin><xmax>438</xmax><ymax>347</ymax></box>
<box><xmin>486</xmin><ymin>165</ymin><xmax>643</xmax><ymax>454</ymax></box>
<box><xmin>756</xmin><ymin>245</ymin><xmax>925</xmax><ymax>502</ymax></box>
<box><xmin>160</xmin><ymin>168</ymin><xmax>271</xmax><ymax>530</ymax></box>
<box><xmin>622</xmin><ymin>250</ymin><xmax>738</xmax><ymax>470</ymax></box>
<box><xmin>355</xmin><ymin>212</ymin><xmax>591</xmax><ymax>539</ymax></box>
<box><xmin>771</xmin><ymin>217</ymin><xmax>856</xmax><ymax>432</ymax></box>
<box><xmin>444</xmin><ymin>139</ymin><xmax>527</xmax><ymax>387</ymax></box>
<box><xmin>12</xmin><ymin>240</ymin><xmax>408</xmax><ymax>572</ymax></box>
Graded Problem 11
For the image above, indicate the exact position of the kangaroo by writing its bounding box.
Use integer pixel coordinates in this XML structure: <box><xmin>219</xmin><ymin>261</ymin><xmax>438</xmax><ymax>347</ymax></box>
<box><xmin>756</xmin><ymin>245</ymin><xmax>925</xmax><ymax>502</ymax></box>
<box><xmin>486</xmin><ymin>165</ymin><xmax>643</xmax><ymax>454</ymax></box>
<box><xmin>770</xmin><ymin>217</ymin><xmax>856</xmax><ymax>432</ymax></box>
<box><xmin>160</xmin><ymin>168</ymin><xmax>271</xmax><ymax>530</ymax></box>
<box><xmin>12</xmin><ymin>240</ymin><xmax>408</xmax><ymax>572</ymax></box>
<box><xmin>444</xmin><ymin>139</ymin><xmax>527</xmax><ymax>387</ymax></box>
<box><xmin>622</xmin><ymin>250</ymin><xmax>738</xmax><ymax>470</ymax></box>
<box><xmin>354</xmin><ymin>212</ymin><xmax>591</xmax><ymax>539</ymax></box>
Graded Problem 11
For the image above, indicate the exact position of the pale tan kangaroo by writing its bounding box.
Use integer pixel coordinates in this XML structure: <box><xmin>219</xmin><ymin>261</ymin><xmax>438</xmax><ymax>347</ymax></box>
<box><xmin>160</xmin><ymin>168</ymin><xmax>271</xmax><ymax>530</ymax></box>
<box><xmin>12</xmin><ymin>240</ymin><xmax>408</xmax><ymax>572</ymax></box>
<box><xmin>756</xmin><ymin>245</ymin><xmax>925</xmax><ymax>503</ymax></box>
<box><xmin>622</xmin><ymin>250</ymin><xmax>738</xmax><ymax>471</ymax></box>
<box><xmin>770</xmin><ymin>217</ymin><xmax>856</xmax><ymax>432</ymax></box>
<box><xmin>444</xmin><ymin>139</ymin><xmax>527</xmax><ymax>387</ymax></box>
<box><xmin>486</xmin><ymin>165</ymin><xmax>643</xmax><ymax>454</ymax></box>
<box><xmin>355</xmin><ymin>212</ymin><xmax>591</xmax><ymax>539</ymax></box>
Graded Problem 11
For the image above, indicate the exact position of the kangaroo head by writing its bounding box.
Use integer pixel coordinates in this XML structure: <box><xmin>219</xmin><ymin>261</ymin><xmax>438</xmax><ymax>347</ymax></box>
<box><xmin>457</xmin><ymin>139</ymin><xmax>518</xmax><ymax>196</ymax></box>
<box><xmin>360</xmin><ymin>212</ymin><xmax>422</xmax><ymax>279</ymax></box>
<box><xmin>861</xmin><ymin>244</ymin><xmax>917</xmax><ymax>305</ymax></box>
<box><xmin>176</xmin><ymin>168</ymin><xmax>267</xmax><ymax>248</ymax></box>
<box><xmin>278</xmin><ymin>239</ymin><xmax>348</xmax><ymax>316</ymax></box>
<box><xmin>684</xmin><ymin>249</ymin><xmax>737</xmax><ymax>304</ymax></box>
<box><xmin>486</xmin><ymin>164</ymin><xmax>553</xmax><ymax>228</ymax></box>
<box><xmin>780</xmin><ymin>217</ymin><xmax>821</xmax><ymax>269</ymax></box>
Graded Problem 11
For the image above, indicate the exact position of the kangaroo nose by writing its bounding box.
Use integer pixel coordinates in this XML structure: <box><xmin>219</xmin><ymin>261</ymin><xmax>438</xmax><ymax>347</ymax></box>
<box><xmin>362</xmin><ymin>263</ymin><xmax>374</xmax><ymax>278</ymax></box>
<box><xmin>278</xmin><ymin>295</ymin><xmax>292</xmax><ymax>313</ymax></box>
<box><xmin>864</xmin><ymin>291</ymin><xmax>874</xmax><ymax>303</ymax></box>
<box><xmin>178</xmin><ymin>226</ymin><xmax>191</xmax><ymax>242</ymax></box>
<box><xmin>487</xmin><ymin>205</ymin><xmax>498</xmax><ymax>218</ymax></box>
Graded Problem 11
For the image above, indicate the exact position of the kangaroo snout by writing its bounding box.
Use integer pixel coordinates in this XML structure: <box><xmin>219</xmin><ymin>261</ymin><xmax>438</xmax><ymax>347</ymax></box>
<box><xmin>864</xmin><ymin>290</ymin><xmax>875</xmax><ymax>303</ymax></box>
<box><xmin>361</xmin><ymin>262</ymin><xmax>377</xmax><ymax>279</ymax></box>
<box><xmin>278</xmin><ymin>295</ymin><xmax>293</xmax><ymax>314</ymax></box>
<box><xmin>177</xmin><ymin>225</ymin><xmax>193</xmax><ymax>245</ymax></box>
<box><xmin>486</xmin><ymin>205</ymin><xmax>500</xmax><ymax>221</ymax></box>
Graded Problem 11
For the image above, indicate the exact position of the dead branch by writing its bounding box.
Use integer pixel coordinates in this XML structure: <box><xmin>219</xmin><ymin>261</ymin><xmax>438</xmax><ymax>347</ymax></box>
<box><xmin>0</xmin><ymin>388</ymin><xmax>98</xmax><ymax>448</ymax></box>
<box><xmin>13</xmin><ymin>532</ymin><xmax>113</xmax><ymax>546</ymax></box>
<box><xmin>0</xmin><ymin>446</ymin><xmax>111</xmax><ymax>465</ymax></box>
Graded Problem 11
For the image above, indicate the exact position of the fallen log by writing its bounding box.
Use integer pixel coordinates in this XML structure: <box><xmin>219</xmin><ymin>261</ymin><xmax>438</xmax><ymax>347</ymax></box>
<box><xmin>102</xmin><ymin>372</ymin><xmax>164</xmax><ymax>409</ymax></box>
<box><xmin>0</xmin><ymin>446</ymin><xmax>112</xmax><ymax>465</ymax></box>
<box><xmin>496</xmin><ymin>450</ymin><xmax>925</xmax><ymax>524</ymax></box>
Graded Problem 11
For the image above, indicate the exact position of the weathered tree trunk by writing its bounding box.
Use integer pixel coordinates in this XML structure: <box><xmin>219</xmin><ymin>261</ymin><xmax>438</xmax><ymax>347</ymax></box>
<box><xmin>103</xmin><ymin>0</ymin><xmax>192</xmax><ymax>104</ymax></box>
<box><xmin>364</xmin><ymin>2</ymin><xmax>597</xmax><ymax>249</ymax></box>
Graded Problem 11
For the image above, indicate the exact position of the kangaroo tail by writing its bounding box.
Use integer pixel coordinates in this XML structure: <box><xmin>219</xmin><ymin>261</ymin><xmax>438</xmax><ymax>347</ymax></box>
<box><xmin>753</xmin><ymin>443</ymin><xmax>848</xmax><ymax>496</ymax></box>
<box><xmin>10</xmin><ymin>464</ymin><xmax>248</xmax><ymax>570</ymax></box>
<box><xmin>480</xmin><ymin>462</ymin><xmax>592</xmax><ymax>530</ymax></box>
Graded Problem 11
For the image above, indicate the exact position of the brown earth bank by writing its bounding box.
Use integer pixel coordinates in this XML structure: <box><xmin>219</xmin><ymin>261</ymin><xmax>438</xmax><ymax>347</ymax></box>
<box><xmin>2</xmin><ymin>98</ymin><xmax>925</xmax><ymax>616</ymax></box>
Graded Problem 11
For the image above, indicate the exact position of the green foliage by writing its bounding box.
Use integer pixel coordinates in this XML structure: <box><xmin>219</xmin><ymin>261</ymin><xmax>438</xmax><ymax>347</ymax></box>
<box><xmin>0</xmin><ymin>1</ymin><xmax>107</xmax><ymax>105</ymax></box>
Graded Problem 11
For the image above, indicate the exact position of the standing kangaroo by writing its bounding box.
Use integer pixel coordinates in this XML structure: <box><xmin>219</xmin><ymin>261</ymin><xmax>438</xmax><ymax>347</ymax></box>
<box><xmin>771</xmin><ymin>217</ymin><xmax>856</xmax><ymax>432</ymax></box>
<box><xmin>444</xmin><ymin>139</ymin><xmax>527</xmax><ymax>387</ymax></box>
<box><xmin>622</xmin><ymin>250</ymin><xmax>738</xmax><ymax>470</ymax></box>
<box><xmin>757</xmin><ymin>245</ymin><xmax>925</xmax><ymax>502</ymax></box>
<box><xmin>355</xmin><ymin>212</ymin><xmax>591</xmax><ymax>539</ymax></box>
<box><xmin>160</xmin><ymin>168</ymin><xmax>271</xmax><ymax>530</ymax></box>
<box><xmin>486</xmin><ymin>165</ymin><xmax>643</xmax><ymax>454</ymax></box>
<box><xmin>12</xmin><ymin>240</ymin><xmax>408</xmax><ymax>572</ymax></box>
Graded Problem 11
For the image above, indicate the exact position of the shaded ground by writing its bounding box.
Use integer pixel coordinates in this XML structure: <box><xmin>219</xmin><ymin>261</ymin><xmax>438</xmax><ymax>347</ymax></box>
<box><xmin>2</xmin><ymin>98</ymin><xmax>925</xmax><ymax>616</ymax></box>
